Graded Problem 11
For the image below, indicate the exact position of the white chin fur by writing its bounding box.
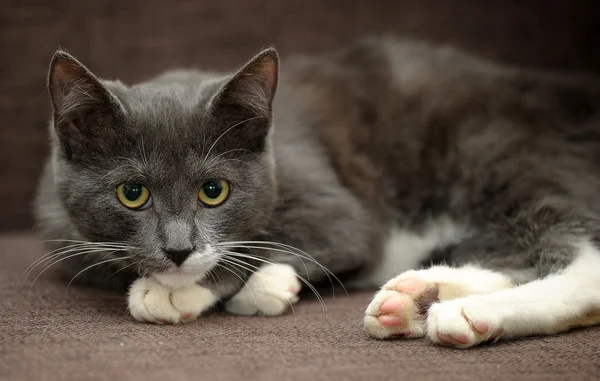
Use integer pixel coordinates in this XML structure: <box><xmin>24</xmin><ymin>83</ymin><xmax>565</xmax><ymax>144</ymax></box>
<box><xmin>151</xmin><ymin>245</ymin><xmax>216</xmax><ymax>289</ymax></box>
<box><xmin>152</xmin><ymin>272</ymin><xmax>205</xmax><ymax>290</ymax></box>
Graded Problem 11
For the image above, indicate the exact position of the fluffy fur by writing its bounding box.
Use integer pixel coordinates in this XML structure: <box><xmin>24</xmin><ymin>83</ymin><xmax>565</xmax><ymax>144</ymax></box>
<box><xmin>35</xmin><ymin>37</ymin><xmax>600</xmax><ymax>348</ymax></box>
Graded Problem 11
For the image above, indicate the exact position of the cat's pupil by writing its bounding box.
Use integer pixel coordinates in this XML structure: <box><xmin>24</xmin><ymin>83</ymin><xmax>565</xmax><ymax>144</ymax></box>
<box><xmin>203</xmin><ymin>181</ymin><xmax>222</xmax><ymax>199</ymax></box>
<box><xmin>123</xmin><ymin>183</ymin><xmax>142</xmax><ymax>201</ymax></box>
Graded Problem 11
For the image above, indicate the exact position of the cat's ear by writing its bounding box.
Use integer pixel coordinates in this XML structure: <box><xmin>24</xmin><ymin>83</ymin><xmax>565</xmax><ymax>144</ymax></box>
<box><xmin>48</xmin><ymin>50</ymin><xmax>125</xmax><ymax>160</ymax></box>
<box><xmin>209</xmin><ymin>48</ymin><xmax>279</xmax><ymax>151</ymax></box>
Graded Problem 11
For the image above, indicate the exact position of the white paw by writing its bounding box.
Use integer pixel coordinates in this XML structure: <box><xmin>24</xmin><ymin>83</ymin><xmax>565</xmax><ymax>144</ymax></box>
<box><xmin>225</xmin><ymin>264</ymin><xmax>301</xmax><ymax>316</ymax></box>
<box><xmin>364</xmin><ymin>271</ymin><xmax>438</xmax><ymax>339</ymax></box>
<box><xmin>427</xmin><ymin>298</ymin><xmax>504</xmax><ymax>348</ymax></box>
<box><xmin>128</xmin><ymin>277</ymin><xmax>218</xmax><ymax>324</ymax></box>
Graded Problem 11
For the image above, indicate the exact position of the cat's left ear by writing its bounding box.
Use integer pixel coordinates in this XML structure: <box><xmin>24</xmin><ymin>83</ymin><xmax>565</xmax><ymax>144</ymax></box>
<box><xmin>48</xmin><ymin>50</ymin><xmax>126</xmax><ymax>160</ymax></box>
<box><xmin>209</xmin><ymin>48</ymin><xmax>279</xmax><ymax>151</ymax></box>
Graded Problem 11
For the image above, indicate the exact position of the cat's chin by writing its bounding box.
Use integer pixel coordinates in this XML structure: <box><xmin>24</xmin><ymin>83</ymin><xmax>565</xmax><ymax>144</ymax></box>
<box><xmin>152</xmin><ymin>269</ymin><xmax>207</xmax><ymax>290</ymax></box>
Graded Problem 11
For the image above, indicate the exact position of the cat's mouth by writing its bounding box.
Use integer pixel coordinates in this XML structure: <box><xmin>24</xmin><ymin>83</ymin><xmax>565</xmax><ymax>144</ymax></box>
<box><xmin>150</xmin><ymin>246</ymin><xmax>218</xmax><ymax>289</ymax></box>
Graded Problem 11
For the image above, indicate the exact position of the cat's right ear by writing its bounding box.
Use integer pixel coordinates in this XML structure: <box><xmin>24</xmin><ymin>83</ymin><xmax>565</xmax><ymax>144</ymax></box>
<box><xmin>207</xmin><ymin>48</ymin><xmax>279</xmax><ymax>152</ymax></box>
<box><xmin>48</xmin><ymin>51</ymin><xmax>125</xmax><ymax>160</ymax></box>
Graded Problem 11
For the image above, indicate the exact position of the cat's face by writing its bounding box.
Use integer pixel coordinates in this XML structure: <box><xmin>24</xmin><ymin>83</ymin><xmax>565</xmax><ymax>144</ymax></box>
<box><xmin>47</xmin><ymin>49</ymin><xmax>279</xmax><ymax>287</ymax></box>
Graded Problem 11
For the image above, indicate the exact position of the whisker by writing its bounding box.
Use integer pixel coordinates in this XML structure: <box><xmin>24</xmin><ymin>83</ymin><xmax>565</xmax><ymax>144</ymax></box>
<box><xmin>105</xmin><ymin>260</ymin><xmax>139</xmax><ymax>280</ymax></box>
<box><xmin>28</xmin><ymin>249</ymin><xmax>127</xmax><ymax>295</ymax></box>
<box><xmin>202</xmin><ymin>148</ymin><xmax>261</xmax><ymax>171</ymax></box>
<box><xmin>206</xmin><ymin>265</ymin><xmax>222</xmax><ymax>285</ymax></box>
<box><xmin>20</xmin><ymin>243</ymin><xmax>94</xmax><ymax>284</ymax></box>
<box><xmin>140</xmin><ymin>136</ymin><xmax>149</xmax><ymax>170</ymax></box>
<box><xmin>223</xmin><ymin>251</ymin><xmax>326</xmax><ymax>314</ymax></box>
<box><xmin>218</xmin><ymin>258</ymin><xmax>297</xmax><ymax>319</ymax></box>
<box><xmin>21</xmin><ymin>244</ymin><xmax>132</xmax><ymax>284</ymax></box>
<box><xmin>66</xmin><ymin>256</ymin><xmax>133</xmax><ymax>292</ymax></box>
<box><xmin>201</xmin><ymin>116</ymin><xmax>266</xmax><ymax>168</ymax></box>
<box><xmin>222</xmin><ymin>244</ymin><xmax>311</xmax><ymax>282</ymax></box>
<box><xmin>215</xmin><ymin>260</ymin><xmax>259</xmax><ymax>310</ymax></box>
<box><xmin>218</xmin><ymin>241</ymin><xmax>347</xmax><ymax>296</ymax></box>
<box><xmin>41</xmin><ymin>239</ymin><xmax>136</xmax><ymax>247</ymax></box>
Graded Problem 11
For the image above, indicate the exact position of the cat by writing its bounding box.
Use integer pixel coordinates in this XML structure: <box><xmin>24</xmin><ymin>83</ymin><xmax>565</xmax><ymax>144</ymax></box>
<box><xmin>34</xmin><ymin>37</ymin><xmax>600</xmax><ymax>348</ymax></box>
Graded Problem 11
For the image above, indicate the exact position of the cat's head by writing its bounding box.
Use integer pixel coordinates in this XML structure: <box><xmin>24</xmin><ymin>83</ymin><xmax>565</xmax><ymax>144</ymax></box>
<box><xmin>46</xmin><ymin>48</ymin><xmax>279</xmax><ymax>288</ymax></box>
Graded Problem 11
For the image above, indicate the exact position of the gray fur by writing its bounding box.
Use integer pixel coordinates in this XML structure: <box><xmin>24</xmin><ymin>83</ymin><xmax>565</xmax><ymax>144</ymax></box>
<box><xmin>36</xmin><ymin>37</ymin><xmax>600</xmax><ymax>302</ymax></box>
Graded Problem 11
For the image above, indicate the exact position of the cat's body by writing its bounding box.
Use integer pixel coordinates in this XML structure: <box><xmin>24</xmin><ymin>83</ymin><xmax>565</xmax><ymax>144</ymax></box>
<box><xmin>35</xmin><ymin>37</ymin><xmax>600</xmax><ymax>348</ymax></box>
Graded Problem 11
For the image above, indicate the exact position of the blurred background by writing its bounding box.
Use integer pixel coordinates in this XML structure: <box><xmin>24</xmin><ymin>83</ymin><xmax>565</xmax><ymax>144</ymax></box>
<box><xmin>0</xmin><ymin>0</ymin><xmax>598</xmax><ymax>232</ymax></box>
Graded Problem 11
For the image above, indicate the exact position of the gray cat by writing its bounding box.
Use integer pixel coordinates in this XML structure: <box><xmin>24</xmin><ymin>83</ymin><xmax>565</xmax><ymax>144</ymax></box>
<box><xmin>34</xmin><ymin>37</ymin><xmax>600</xmax><ymax>348</ymax></box>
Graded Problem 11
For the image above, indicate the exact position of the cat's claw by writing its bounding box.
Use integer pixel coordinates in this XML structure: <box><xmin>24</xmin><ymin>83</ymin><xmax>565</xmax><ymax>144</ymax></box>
<box><xmin>225</xmin><ymin>263</ymin><xmax>301</xmax><ymax>316</ymax></box>
<box><xmin>128</xmin><ymin>277</ymin><xmax>218</xmax><ymax>324</ymax></box>
<box><xmin>364</xmin><ymin>272</ymin><xmax>438</xmax><ymax>339</ymax></box>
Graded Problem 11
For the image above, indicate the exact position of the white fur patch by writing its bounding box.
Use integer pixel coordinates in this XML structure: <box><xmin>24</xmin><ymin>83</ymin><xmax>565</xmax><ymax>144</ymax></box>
<box><xmin>355</xmin><ymin>216</ymin><xmax>471</xmax><ymax>288</ymax></box>
<box><xmin>365</xmin><ymin>239</ymin><xmax>600</xmax><ymax>348</ymax></box>
<box><xmin>427</xmin><ymin>240</ymin><xmax>600</xmax><ymax>347</ymax></box>
<box><xmin>225</xmin><ymin>264</ymin><xmax>301</xmax><ymax>316</ymax></box>
<box><xmin>152</xmin><ymin>244</ymin><xmax>217</xmax><ymax>289</ymax></box>
<box><xmin>128</xmin><ymin>277</ymin><xmax>218</xmax><ymax>324</ymax></box>
<box><xmin>364</xmin><ymin>265</ymin><xmax>512</xmax><ymax>339</ymax></box>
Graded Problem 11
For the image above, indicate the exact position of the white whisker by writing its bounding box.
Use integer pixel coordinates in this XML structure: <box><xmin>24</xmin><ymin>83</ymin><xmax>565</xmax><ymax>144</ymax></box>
<box><xmin>21</xmin><ymin>242</ymin><xmax>134</xmax><ymax>284</ymax></box>
<box><xmin>216</xmin><ymin>260</ymin><xmax>259</xmax><ymax>309</ymax></box>
<box><xmin>223</xmin><ymin>251</ymin><xmax>326</xmax><ymax>314</ymax></box>
<box><xmin>217</xmin><ymin>240</ymin><xmax>347</xmax><ymax>296</ymax></box>
<box><xmin>201</xmin><ymin>116</ymin><xmax>266</xmax><ymax>168</ymax></box>
<box><xmin>67</xmin><ymin>256</ymin><xmax>133</xmax><ymax>292</ymax></box>
<box><xmin>28</xmin><ymin>248</ymin><xmax>128</xmax><ymax>295</ymax></box>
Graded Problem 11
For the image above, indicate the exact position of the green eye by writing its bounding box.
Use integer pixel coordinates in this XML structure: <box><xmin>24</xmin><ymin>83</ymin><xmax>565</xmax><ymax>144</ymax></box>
<box><xmin>116</xmin><ymin>183</ymin><xmax>152</xmax><ymax>209</ymax></box>
<box><xmin>198</xmin><ymin>179</ymin><xmax>230</xmax><ymax>207</ymax></box>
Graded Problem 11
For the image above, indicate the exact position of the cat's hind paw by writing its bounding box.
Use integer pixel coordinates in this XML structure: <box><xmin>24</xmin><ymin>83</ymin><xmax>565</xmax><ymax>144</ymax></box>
<box><xmin>426</xmin><ymin>298</ymin><xmax>504</xmax><ymax>348</ymax></box>
<box><xmin>225</xmin><ymin>263</ymin><xmax>301</xmax><ymax>316</ymax></box>
<box><xmin>128</xmin><ymin>277</ymin><xmax>218</xmax><ymax>324</ymax></box>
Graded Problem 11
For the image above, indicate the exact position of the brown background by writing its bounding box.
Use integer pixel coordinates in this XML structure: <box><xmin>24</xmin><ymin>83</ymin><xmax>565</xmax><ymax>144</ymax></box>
<box><xmin>1</xmin><ymin>4</ymin><xmax>600</xmax><ymax>379</ymax></box>
<box><xmin>1</xmin><ymin>235</ymin><xmax>600</xmax><ymax>381</ymax></box>
<box><xmin>1</xmin><ymin>0</ymin><xmax>599</xmax><ymax>231</ymax></box>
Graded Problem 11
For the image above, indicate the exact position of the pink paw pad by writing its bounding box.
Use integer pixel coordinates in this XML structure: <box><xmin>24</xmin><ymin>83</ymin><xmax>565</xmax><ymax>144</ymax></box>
<box><xmin>379</xmin><ymin>294</ymin><xmax>407</xmax><ymax>314</ymax></box>
<box><xmin>395</xmin><ymin>279</ymin><xmax>423</xmax><ymax>293</ymax></box>
<box><xmin>378</xmin><ymin>315</ymin><xmax>404</xmax><ymax>327</ymax></box>
<box><xmin>180</xmin><ymin>313</ymin><xmax>192</xmax><ymax>320</ymax></box>
<box><xmin>462</xmin><ymin>308</ymin><xmax>489</xmax><ymax>334</ymax></box>
<box><xmin>437</xmin><ymin>333</ymin><xmax>469</xmax><ymax>345</ymax></box>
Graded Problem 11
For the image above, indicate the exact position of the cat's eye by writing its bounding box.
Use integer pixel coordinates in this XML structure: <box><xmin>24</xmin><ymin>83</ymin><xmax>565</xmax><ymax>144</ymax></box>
<box><xmin>116</xmin><ymin>182</ymin><xmax>152</xmax><ymax>210</ymax></box>
<box><xmin>198</xmin><ymin>179</ymin><xmax>230</xmax><ymax>207</ymax></box>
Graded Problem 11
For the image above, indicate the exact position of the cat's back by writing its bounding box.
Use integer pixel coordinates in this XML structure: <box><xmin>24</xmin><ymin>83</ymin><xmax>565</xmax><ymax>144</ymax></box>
<box><xmin>274</xmin><ymin>37</ymin><xmax>600</xmax><ymax>219</ymax></box>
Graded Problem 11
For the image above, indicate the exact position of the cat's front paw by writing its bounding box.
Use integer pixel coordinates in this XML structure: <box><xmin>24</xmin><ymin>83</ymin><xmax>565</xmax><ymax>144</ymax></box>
<box><xmin>224</xmin><ymin>263</ymin><xmax>301</xmax><ymax>316</ymax></box>
<box><xmin>364</xmin><ymin>272</ymin><xmax>438</xmax><ymax>339</ymax></box>
<box><xmin>128</xmin><ymin>277</ymin><xmax>218</xmax><ymax>324</ymax></box>
<box><xmin>427</xmin><ymin>298</ymin><xmax>504</xmax><ymax>348</ymax></box>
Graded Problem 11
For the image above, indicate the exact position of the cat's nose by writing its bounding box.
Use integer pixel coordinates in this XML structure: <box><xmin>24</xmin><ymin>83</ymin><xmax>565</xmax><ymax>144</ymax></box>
<box><xmin>163</xmin><ymin>247</ymin><xmax>195</xmax><ymax>266</ymax></box>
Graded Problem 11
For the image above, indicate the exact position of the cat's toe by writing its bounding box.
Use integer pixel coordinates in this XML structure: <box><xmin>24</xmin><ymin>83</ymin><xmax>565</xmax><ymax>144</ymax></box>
<box><xmin>127</xmin><ymin>278</ymin><xmax>218</xmax><ymax>324</ymax></box>
<box><xmin>364</xmin><ymin>273</ymin><xmax>442</xmax><ymax>339</ymax></box>
<box><xmin>426</xmin><ymin>298</ymin><xmax>503</xmax><ymax>348</ymax></box>
<box><xmin>364</xmin><ymin>289</ymin><xmax>424</xmax><ymax>339</ymax></box>
<box><xmin>225</xmin><ymin>264</ymin><xmax>301</xmax><ymax>316</ymax></box>
<box><xmin>170</xmin><ymin>284</ymin><xmax>219</xmax><ymax>322</ymax></box>
<box><xmin>128</xmin><ymin>278</ymin><xmax>181</xmax><ymax>324</ymax></box>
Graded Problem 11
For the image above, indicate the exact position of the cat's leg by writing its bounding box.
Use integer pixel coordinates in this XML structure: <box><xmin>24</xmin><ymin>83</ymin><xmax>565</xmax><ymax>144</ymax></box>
<box><xmin>364</xmin><ymin>265</ymin><xmax>514</xmax><ymax>339</ymax></box>
<box><xmin>224</xmin><ymin>263</ymin><xmax>302</xmax><ymax>316</ymax></box>
<box><xmin>426</xmin><ymin>240</ymin><xmax>600</xmax><ymax>348</ymax></box>
<box><xmin>366</xmin><ymin>198</ymin><xmax>600</xmax><ymax>347</ymax></box>
<box><xmin>128</xmin><ymin>277</ymin><xmax>219</xmax><ymax>324</ymax></box>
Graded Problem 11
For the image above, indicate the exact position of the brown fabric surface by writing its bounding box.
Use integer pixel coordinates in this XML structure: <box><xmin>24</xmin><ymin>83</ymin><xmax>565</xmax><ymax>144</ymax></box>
<box><xmin>1</xmin><ymin>0</ymin><xmax>599</xmax><ymax>231</ymax></box>
<box><xmin>1</xmin><ymin>235</ymin><xmax>599</xmax><ymax>381</ymax></box>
